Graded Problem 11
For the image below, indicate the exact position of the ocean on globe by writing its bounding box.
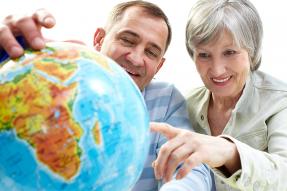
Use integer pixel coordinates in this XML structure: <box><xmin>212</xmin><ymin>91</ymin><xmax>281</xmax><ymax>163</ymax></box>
<box><xmin>0</xmin><ymin>42</ymin><xmax>149</xmax><ymax>191</ymax></box>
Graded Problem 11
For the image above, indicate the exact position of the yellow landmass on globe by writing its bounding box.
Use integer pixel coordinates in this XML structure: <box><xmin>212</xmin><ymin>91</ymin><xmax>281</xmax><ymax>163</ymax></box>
<box><xmin>93</xmin><ymin>121</ymin><xmax>102</xmax><ymax>145</ymax></box>
<box><xmin>0</xmin><ymin>54</ymin><xmax>102</xmax><ymax>180</ymax></box>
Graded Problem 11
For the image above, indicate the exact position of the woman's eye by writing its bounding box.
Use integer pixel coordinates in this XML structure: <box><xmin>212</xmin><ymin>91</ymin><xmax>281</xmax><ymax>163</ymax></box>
<box><xmin>224</xmin><ymin>50</ymin><xmax>236</xmax><ymax>56</ymax></box>
<box><xmin>198</xmin><ymin>52</ymin><xmax>209</xmax><ymax>58</ymax></box>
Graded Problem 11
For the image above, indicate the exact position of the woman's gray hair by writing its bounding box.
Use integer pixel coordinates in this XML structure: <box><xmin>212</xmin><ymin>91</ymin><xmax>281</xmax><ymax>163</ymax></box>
<box><xmin>185</xmin><ymin>0</ymin><xmax>263</xmax><ymax>71</ymax></box>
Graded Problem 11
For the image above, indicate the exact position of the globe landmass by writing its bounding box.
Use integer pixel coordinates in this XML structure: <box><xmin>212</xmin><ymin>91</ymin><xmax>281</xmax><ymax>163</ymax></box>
<box><xmin>0</xmin><ymin>42</ymin><xmax>149</xmax><ymax>191</ymax></box>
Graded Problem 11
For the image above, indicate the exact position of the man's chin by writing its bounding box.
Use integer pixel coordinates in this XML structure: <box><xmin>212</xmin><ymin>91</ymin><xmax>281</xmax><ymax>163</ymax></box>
<box><xmin>129</xmin><ymin>74</ymin><xmax>139</xmax><ymax>81</ymax></box>
<box><xmin>127</xmin><ymin>75</ymin><xmax>146</xmax><ymax>90</ymax></box>
<box><xmin>132</xmin><ymin>79</ymin><xmax>143</xmax><ymax>90</ymax></box>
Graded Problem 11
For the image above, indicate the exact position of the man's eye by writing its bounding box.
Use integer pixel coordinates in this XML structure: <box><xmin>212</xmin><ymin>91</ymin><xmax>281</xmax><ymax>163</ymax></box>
<box><xmin>145</xmin><ymin>49</ymin><xmax>159</xmax><ymax>58</ymax></box>
<box><xmin>224</xmin><ymin>50</ymin><xmax>236</xmax><ymax>56</ymax></box>
<box><xmin>120</xmin><ymin>37</ymin><xmax>134</xmax><ymax>46</ymax></box>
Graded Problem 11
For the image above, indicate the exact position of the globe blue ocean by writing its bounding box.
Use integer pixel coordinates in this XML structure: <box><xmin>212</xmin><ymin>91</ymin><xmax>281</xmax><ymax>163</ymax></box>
<box><xmin>0</xmin><ymin>42</ymin><xmax>149</xmax><ymax>191</ymax></box>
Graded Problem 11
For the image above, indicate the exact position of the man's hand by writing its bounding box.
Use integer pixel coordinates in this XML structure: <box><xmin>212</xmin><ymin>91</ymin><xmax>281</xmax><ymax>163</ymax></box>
<box><xmin>0</xmin><ymin>8</ymin><xmax>56</xmax><ymax>58</ymax></box>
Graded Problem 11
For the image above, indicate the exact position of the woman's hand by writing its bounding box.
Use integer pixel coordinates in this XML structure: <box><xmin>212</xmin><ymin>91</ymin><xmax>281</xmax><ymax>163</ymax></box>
<box><xmin>151</xmin><ymin>122</ymin><xmax>240</xmax><ymax>182</ymax></box>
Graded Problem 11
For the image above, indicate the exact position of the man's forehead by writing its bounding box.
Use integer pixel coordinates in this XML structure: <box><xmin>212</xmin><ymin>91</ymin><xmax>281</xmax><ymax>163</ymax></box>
<box><xmin>122</xmin><ymin>6</ymin><xmax>149</xmax><ymax>18</ymax></box>
<box><xmin>117</xmin><ymin>7</ymin><xmax>168</xmax><ymax>51</ymax></box>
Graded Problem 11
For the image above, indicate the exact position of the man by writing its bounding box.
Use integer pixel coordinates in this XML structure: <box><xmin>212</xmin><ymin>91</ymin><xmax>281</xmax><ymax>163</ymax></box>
<box><xmin>0</xmin><ymin>1</ymin><xmax>214</xmax><ymax>190</ymax></box>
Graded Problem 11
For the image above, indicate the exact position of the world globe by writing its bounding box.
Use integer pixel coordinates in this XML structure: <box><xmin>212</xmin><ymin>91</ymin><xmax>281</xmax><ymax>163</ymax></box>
<box><xmin>0</xmin><ymin>42</ymin><xmax>149</xmax><ymax>191</ymax></box>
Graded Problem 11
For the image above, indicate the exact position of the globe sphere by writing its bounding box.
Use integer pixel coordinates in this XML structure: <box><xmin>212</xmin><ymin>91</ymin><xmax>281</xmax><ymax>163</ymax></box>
<box><xmin>0</xmin><ymin>42</ymin><xmax>149</xmax><ymax>191</ymax></box>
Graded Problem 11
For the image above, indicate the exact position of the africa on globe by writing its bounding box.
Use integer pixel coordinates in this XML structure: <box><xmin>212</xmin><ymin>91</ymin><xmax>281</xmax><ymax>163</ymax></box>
<box><xmin>0</xmin><ymin>42</ymin><xmax>149</xmax><ymax>191</ymax></box>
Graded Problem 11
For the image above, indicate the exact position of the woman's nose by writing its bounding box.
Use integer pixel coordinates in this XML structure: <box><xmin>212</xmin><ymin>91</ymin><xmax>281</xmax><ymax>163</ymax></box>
<box><xmin>210</xmin><ymin>58</ymin><xmax>226</xmax><ymax>76</ymax></box>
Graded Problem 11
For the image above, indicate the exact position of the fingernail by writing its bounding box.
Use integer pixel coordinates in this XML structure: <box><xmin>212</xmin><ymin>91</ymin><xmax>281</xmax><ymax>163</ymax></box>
<box><xmin>152</xmin><ymin>161</ymin><xmax>162</xmax><ymax>180</ymax></box>
<box><xmin>10</xmin><ymin>46</ymin><xmax>23</xmax><ymax>57</ymax></box>
<box><xmin>32</xmin><ymin>37</ymin><xmax>45</xmax><ymax>49</ymax></box>
<box><xmin>152</xmin><ymin>162</ymin><xmax>159</xmax><ymax>179</ymax></box>
<box><xmin>44</xmin><ymin>17</ymin><xmax>56</xmax><ymax>26</ymax></box>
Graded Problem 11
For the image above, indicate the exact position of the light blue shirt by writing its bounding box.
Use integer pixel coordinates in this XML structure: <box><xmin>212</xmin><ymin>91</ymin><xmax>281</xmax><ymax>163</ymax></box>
<box><xmin>132</xmin><ymin>80</ymin><xmax>214</xmax><ymax>191</ymax></box>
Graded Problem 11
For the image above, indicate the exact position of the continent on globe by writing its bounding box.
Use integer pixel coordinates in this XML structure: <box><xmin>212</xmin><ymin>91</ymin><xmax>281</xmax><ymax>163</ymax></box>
<box><xmin>0</xmin><ymin>42</ymin><xmax>149</xmax><ymax>191</ymax></box>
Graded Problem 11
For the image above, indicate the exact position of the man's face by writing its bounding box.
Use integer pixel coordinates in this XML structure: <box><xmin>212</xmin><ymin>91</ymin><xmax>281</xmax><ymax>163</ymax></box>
<box><xmin>99</xmin><ymin>7</ymin><xmax>168</xmax><ymax>91</ymax></box>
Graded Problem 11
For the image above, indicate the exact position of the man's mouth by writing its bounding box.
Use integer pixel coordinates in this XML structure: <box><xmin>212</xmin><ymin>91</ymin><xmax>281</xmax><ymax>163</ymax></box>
<box><xmin>124</xmin><ymin>68</ymin><xmax>140</xmax><ymax>77</ymax></box>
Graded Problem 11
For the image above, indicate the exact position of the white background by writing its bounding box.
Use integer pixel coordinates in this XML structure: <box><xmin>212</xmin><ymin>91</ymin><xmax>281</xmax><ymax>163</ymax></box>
<box><xmin>2</xmin><ymin>0</ymin><xmax>287</xmax><ymax>95</ymax></box>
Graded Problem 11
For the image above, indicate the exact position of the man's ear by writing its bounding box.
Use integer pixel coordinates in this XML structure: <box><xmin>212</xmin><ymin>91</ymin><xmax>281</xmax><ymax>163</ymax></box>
<box><xmin>155</xmin><ymin>57</ymin><xmax>165</xmax><ymax>74</ymax></box>
<box><xmin>93</xmin><ymin>28</ymin><xmax>106</xmax><ymax>51</ymax></box>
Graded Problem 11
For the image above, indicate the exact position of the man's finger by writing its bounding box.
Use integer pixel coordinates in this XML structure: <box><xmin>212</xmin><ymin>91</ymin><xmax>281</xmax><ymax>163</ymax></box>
<box><xmin>0</xmin><ymin>24</ymin><xmax>24</xmax><ymax>58</ymax></box>
<box><xmin>32</xmin><ymin>8</ymin><xmax>56</xmax><ymax>28</ymax></box>
<box><xmin>16</xmin><ymin>16</ymin><xmax>45</xmax><ymax>50</ymax></box>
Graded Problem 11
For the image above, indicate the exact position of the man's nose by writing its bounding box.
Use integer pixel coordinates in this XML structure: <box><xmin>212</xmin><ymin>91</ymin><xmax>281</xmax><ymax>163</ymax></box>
<box><xmin>126</xmin><ymin>48</ymin><xmax>145</xmax><ymax>67</ymax></box>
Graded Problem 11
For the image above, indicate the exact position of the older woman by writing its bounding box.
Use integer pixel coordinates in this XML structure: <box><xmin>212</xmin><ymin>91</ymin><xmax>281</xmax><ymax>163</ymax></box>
<box><xmin>151</xmin><ymin>0</ymin><xmax>287</xmax><ymax>190</ymax></box>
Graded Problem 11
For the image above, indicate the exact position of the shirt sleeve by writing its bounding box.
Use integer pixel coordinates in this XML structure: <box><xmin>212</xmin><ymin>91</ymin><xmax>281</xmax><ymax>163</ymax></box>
<box><xmin>160</xmin><ymin>164</ymin><xmax>215</xmax><ymax>191</ymax></box>
<box><xmin>215</xmin><ymin>108</ymin><xmax>287</xmax><ymax>190</ymax></box>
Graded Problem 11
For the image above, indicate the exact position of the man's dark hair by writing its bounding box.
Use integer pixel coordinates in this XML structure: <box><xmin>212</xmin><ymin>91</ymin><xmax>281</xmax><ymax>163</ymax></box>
<box><xmin>106</xmin><ymin>0</ymin><xmax>172</xmax><ymax>52</ymax></box>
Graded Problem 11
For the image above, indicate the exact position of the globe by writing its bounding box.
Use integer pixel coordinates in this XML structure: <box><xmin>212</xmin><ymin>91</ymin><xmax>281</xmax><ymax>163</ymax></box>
<box><xmin>0</xmin><ymin>42</ymin><xmax>149</xmax><ymax>191</ymax></box>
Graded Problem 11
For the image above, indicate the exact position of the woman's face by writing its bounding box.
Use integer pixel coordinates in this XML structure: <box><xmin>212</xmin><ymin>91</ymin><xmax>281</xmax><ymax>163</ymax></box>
<box><xmin>194</xmin><ymin>30</ymin><xmax>250</xmax><ymax>98</ymax></box>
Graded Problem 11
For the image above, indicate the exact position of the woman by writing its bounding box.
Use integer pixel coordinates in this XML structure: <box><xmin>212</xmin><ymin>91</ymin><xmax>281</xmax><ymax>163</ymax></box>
<box><xmin>151</xmin><ymin>0</ymin><xmax>287</xmax><ymax>190</ymax></box>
